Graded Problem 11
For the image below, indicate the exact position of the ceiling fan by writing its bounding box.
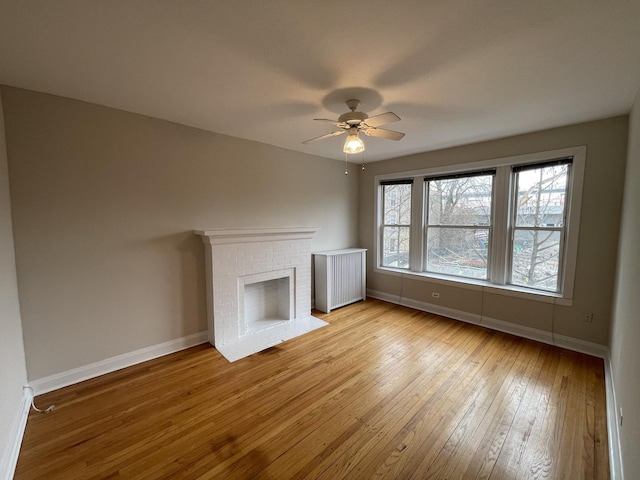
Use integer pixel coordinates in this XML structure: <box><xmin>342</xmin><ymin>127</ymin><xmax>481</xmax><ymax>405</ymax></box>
<box><xmin>302</xmin><ymin>99</ymin><xmax>405</xmax><ymax>154</ymax></box>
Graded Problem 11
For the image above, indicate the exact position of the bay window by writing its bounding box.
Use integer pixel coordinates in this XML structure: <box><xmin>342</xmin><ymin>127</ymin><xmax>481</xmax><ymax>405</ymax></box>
<box><xmin>375</xmin><ymin>146</ymin><xmax>585</xmax><ymax>302</ymax></box>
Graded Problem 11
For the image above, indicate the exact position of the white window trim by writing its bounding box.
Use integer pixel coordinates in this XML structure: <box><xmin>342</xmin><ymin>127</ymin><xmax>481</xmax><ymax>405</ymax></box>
<box><xmin>380</xmin><ymin>181</ymin><xmax>413</xmax><ymax>269</ymax></box>
<box><xmin>373</xmin><ymin>146</ymin><xmax>586</xmax><ymax>306</ymax></box>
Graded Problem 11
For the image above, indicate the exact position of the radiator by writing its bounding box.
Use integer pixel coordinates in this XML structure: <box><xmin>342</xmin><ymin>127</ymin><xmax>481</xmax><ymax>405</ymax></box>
<box><xmin>313</xmin><ymin>248</ymin><xmax>367</xmax><ymax>313</ymax></box>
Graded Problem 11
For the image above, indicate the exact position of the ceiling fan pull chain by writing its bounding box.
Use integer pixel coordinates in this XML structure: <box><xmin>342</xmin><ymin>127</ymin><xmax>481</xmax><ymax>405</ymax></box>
<box><xmin>344</xmin><ymin>152</ymin><xmax>348</xmax><ymax>175</ymax></box>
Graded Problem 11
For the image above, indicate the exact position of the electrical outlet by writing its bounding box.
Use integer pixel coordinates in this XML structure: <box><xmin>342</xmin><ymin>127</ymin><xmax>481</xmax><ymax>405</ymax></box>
<box><xmin>619</xmin><ymin>407</ymin><xmax>623</xmax><ymax>426</ymax></box>
<box><xmin>584</xmin><ymin>313</ymin><xmax>593</xmax><ymax>323</ymax></box>
<box><xmin>432</xmin><ymin>292</ymin><xmax>440</xmax><ymax>299</ymax></box>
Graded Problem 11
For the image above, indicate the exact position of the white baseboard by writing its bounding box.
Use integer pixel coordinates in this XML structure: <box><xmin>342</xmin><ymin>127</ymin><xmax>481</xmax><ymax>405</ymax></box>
<box><xmin>604</xmin><ymin>355</ymin><xmax>623</xmax><ymax>480</ymax></box>
<box><xmin>367</xmin><ymin>288</ymin><xmax>606</xmax><ymax>355</ymax></box>
<box><xmin>366</xmin><ymin>289</ymin><xmax>400</xmax><ymax>305</ymax></box>
<box><xmin>400</xmin><ymin>296</ymin><xmax>482</xmax><ymax>326</ymax></box>
<box><xmin>30</xmin><ymin>331</ymin><xmax>209</xmax><ymax>395</ymax></box>
<box><xmin>553</xmin><ymin>333</ymin><xmax>609</xmax><ymax>359</ymax></box>
<box><xmin>0</xmin><ymin>387</ymin><xmax>32</xmax><ymax>480</ymax></box>
<box><xmin>480</xmin><ymin>315</ymin><xmax>554</xmax><ymax>345</ymax></box>
<box><xmin>367</xmin><ymin>289</ymin><xmax>480</xmax><ymax>325</ymax></box>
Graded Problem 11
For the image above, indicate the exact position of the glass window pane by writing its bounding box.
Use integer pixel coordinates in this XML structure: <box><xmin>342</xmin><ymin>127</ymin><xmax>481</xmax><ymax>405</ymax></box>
<box><xmin>427</xmin><ymin>175</ymin><xmax>493</xmax><ymax>226</ymax></box>
<box><xmin>425</xmin><ymin>227</ymin><xmax>489</xmax><ymax>279</ymax></box>
<box><xmin>510</xmin><ymin>229</ymin><xmax>561</xmax><ymax>291</ymax></box>
<box><xmin>384</xmin><ymin>184</ymin><xmax>412</xmax><ymax>225</ymax></box>
<box><xmin>382</xmin><ymin>226</ymin><xmax>410</xmax><ymax>268</ymax></box>
<box><xmin>515</xmin><ymin>164</ymin><xmax>568</xmax><ymax>227</ymax></box>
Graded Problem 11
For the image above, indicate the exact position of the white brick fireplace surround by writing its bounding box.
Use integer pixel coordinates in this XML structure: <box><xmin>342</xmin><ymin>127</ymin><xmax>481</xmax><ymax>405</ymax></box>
<box><xmin>195</xmin><ymin>228</ymin><xmax>327</xmax><ymax>362</ymax></box>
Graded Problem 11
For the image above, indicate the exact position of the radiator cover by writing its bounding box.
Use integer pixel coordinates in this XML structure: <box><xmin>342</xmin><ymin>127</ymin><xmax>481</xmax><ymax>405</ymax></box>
<box><xmin>313</xmin><ymin>248</ymin><xmax>367</xmax><ymax>313</ymax></box>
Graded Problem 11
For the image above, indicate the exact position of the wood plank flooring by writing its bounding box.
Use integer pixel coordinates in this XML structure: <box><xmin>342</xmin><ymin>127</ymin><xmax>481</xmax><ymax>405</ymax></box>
<box><xmin>15</xmin><ymin>299</ymin><xmax>609</xmax><ymax>479</ymax></box>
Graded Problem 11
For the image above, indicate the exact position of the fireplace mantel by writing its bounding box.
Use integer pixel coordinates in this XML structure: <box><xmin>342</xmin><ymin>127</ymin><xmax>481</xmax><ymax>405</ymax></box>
<box><xmin>195</xmin><ymin>227</ymin><xmax>326</xmax><ymax>362</ymax></box>
<box><xmin>194</xmin><ymin>227</ymin><xmax>318</xmax><ymax>245</ymax></box>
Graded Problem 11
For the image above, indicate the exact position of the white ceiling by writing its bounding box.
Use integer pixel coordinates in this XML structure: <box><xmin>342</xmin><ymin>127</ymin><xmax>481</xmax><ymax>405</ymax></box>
<box><xmin>1</xmin><ymin>1</ymin><xmax>639</xmax><ymax>162</ymax></box>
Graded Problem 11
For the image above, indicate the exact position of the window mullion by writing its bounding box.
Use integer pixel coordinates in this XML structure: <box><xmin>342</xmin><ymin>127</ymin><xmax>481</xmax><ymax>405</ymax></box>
<box><xmin>409</xmin><ymin>178</ymin><xmax>425</xmax><ymax>272</ymax></box>
<box><xmin>489</xmin><ymin>166</ymin><xmax>511</xmax><ymax>285</ymax></box>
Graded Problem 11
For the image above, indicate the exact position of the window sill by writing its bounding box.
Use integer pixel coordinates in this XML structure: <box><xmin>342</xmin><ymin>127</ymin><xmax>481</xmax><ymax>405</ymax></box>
<box><xmin>373</xmin><ymin>266</ymin><xmax>572</xmax><ymax>306</ymax></box>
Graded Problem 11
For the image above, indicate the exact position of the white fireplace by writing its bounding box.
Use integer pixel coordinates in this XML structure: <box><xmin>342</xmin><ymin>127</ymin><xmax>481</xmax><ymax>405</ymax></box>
<box><xmin>195</xmin><ymin>228</ymin><xmax>327</xmax><ymax>362</ymax></box>
<box><xmin>239</xmin><ymin>268</ymin><xmax>293</xmax><ymax>335</ymax></box>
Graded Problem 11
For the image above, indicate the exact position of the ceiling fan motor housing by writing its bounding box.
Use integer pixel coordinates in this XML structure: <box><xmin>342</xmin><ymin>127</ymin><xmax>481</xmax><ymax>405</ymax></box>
<box><xmin>338</xmin><ymin>99</ymin><xmax>368</xmax><ymax>125</ymax></box>
<box><xmin>338</xmin><ymin>112</ymin><xmax>368</xmax><ymax>125</ymax></box>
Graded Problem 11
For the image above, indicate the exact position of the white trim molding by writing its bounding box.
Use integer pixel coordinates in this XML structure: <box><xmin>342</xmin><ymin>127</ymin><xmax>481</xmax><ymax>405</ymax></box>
<box><xmin>553</xmin><ymin>333</ymin><xmax>609</xmax><ymax>359</ymax></box>
<box><xmin>194</xmin><ymin>227</ymin><xmax>318</xmax><ymax>245</ymax></box>
<box><xmin>480</xmin><ymin>316</ymin><xmax>554</xmax><ymax>345</ymax></box>
<box><xmin>0</xmin><ymin>387</ymin><xmax>32</xmax><ymax>480</ymax></box>
<box><xmin>367</xmin><ymin>289</ymin><xmax>606</xmax><ymax>357</ymax></box>
<box><xmin>605</xmin><ymin>355</ymin><xmax>624</xmax><ymax>480</ymax></box>
<box><xmin>399</xmin><ymin>295</ymin><xmax>482</xmax><ymax>326</ymax></box>
<box><xmin>30</xmin><ymin>331</ymin><xmax>208</xmax><ymax>395</ymax></box>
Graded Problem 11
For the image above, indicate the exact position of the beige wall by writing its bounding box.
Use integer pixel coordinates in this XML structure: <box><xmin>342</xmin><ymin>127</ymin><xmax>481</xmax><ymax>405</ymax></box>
<box><xmin>2</xmin><ymin>86</ymin><xmax>359</xmax><ymax>380</ymax></box>
<box><xmin>359</xmin><ymin>116</ymin><xmax>629</xmax><ymax>346</ymax></box>
<box><xmin>610</xmin><ymin>89</ymin><xmax>640</xmax><ymax>477</ymax></box>
<box><xmin>0</xmin><ymin>92</ymin><xmax>28</xmax><ymax>467</ymax></box>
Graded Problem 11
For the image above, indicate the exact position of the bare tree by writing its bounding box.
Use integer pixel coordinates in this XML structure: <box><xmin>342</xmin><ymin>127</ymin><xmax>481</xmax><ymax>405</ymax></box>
<box><xmin>427</xmin><ymin>175</ymin><xmax>493</xmax><ymax>278</ymax></box>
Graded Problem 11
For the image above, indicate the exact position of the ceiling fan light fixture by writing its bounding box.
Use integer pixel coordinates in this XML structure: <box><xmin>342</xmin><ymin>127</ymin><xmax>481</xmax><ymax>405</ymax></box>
<box><xmin>343</xmin><ymin>128</ymin><xmax>365</xmax><ymax>154</ymax></box>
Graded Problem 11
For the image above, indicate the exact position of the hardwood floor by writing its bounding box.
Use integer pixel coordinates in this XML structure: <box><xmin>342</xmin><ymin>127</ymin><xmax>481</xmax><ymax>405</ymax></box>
<box><xmin>15</xmin><ymin>299</ymin><xmax>609</xmax><ymax>479</ymax></box>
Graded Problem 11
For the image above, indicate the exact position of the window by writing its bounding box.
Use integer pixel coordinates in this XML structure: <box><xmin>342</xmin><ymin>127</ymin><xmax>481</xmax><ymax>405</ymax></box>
<box><xmin>425</xmin><ymin>171</ymin><xmax>494</xmax><ymax>280</ymax></box>
<box><xmin>381</xmin><ymin>179</ymin><xmax>412</xmax><ymax>269</ymax></box>
<box><xmin>509</xmin><ymin>160</ymin><xmax>571</xmax><ymax>292</ymax></box>
<box><xmin>375</xmin><ymin>146</ymin><xmax>585</xmax><ymax>303</ymax></box>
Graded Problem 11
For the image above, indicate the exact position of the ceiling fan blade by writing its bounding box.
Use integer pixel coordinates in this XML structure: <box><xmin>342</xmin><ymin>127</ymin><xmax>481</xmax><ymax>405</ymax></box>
<box><xmin>362</xmin><ymin>112</ymin><xmax>400</xmax><ymax>128</ymax></box>
<box><xmin>313</xmin><ymin>118</ymin><xmax>340</xmax><ymax>125</ymax></box>
<box><xmin>363</xmin><ymin>127</ymin><xmax>405</xmax><ymax>141</ymax></box>
<box><xmin>302</xmin><ymin>130</ymin><xmax>346</xmax><ymax>144</ymax></box>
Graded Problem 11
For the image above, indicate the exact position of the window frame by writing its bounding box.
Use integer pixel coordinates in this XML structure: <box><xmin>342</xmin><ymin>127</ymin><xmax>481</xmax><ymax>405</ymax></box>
<box><xmin>374</xmin><ymin>146</ymin><xmax>586</xmax><ymax>306</ymax></box>
<box><xmin>423</xmin><ymin>169</ymin><xmax>496</xmax><ymax>281</ymax></box>
<box><xmin>379</xmin><ymin>179</ymin><xmax>413</xmax><ymax>269</ymax></box>
<box><xmin>507</xmin><ymin>160</ymin><xmax>572</xmax><ymax>293</ymax></box>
